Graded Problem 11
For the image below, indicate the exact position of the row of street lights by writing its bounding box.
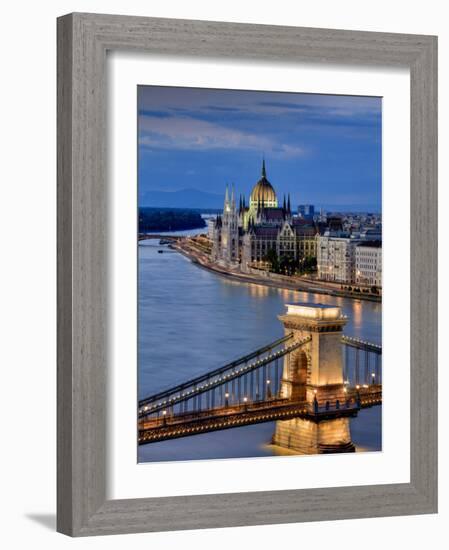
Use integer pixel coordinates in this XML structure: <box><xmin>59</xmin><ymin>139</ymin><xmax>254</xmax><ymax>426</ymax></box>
<box><xmin>152</xmin><ymin>373</ymin><xmax>377</xmax><ymax>426</ymax></box>
<box><xmin>159</xmin><ymin>379</ymin><xmax>275</xmax><ymax>423</ymax></box>
<box><xmin>225</xmin><ymin>379</ymin><xmax>272</xmax><ymax>409</ymax></box>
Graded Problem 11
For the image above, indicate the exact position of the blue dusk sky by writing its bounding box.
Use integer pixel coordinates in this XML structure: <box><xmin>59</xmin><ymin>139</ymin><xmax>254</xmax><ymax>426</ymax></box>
<box><xmin>138</xmin><ymin>86</ymin><xmax>382</xmax><ymax>212</ymax></box>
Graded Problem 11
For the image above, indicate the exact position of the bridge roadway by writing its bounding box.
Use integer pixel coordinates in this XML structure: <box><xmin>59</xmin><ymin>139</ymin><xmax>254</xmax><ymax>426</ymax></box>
<box><xmin>138</xmin><ymin>385</ymin><xmax>382</xmax><ymax>445</ymax></box>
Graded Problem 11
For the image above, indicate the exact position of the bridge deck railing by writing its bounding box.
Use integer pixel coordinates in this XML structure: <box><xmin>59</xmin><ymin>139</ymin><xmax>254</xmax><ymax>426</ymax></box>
<box><xmin>138</xmin><ymin>334</ymin><xmax>382</xmax><ymax>424</ymax></box>
<box><xmin>139</xmin><ymin>385</ymin><xmax>382</xmax><ymax>433</ymax></box>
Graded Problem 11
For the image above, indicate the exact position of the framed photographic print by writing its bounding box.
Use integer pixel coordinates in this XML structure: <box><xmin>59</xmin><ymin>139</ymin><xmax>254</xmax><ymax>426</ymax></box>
<box><xmin>136</xmin><ymin>86</ymin><xmax>382</xmax><ymax>463</ymax></box>
<box><xmin>57</xmin><ymin>13</ymin><xmax>437</xmax><ymax>536</ymax></box>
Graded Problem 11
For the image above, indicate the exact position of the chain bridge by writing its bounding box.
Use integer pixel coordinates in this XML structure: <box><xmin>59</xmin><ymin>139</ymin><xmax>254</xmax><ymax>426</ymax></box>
<box><xmin>138</xmin><ymin>302</ymin><xmax>382</xmax><ymax>454</ymax></box>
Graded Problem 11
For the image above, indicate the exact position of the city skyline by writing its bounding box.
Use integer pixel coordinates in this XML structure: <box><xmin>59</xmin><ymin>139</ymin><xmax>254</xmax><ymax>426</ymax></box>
<box><xmin>138</xmin><ymin>86</ymin><xmax>382</xmax><ymax>212</ymax></box>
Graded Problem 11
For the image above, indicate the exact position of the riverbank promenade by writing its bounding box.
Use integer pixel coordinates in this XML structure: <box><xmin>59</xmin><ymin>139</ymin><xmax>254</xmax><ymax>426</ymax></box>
<box><xmin>170</xmin><ymin>235</ymin><xmax>381</xmax><ymax>303</ymax></box>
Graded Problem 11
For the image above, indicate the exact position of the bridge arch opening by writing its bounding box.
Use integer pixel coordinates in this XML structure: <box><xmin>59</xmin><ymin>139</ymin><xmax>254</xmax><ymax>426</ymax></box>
<box><xmin>288</xmin><ymin>350</ymin><xmax>308</xmax><ymax>401</ymax></box>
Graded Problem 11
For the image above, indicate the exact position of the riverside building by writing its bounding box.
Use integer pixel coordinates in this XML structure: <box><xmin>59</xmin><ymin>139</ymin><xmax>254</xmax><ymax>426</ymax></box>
<box><xmin>317</xmin><ymin>232</ymin><xmax>382</xmax><ymax>288</ymax></box>
<box><xmin>355</xmin><ymin>241</ymin><xmax>382</xmax><ymax>287</ymax></box>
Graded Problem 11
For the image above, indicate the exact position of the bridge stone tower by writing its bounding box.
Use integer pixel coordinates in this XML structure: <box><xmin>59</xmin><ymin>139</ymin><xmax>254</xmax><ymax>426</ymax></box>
<box><xmin>273</xmin><ymin>303</ymin><xmax>355</xmax><ymax>454</ymax></box>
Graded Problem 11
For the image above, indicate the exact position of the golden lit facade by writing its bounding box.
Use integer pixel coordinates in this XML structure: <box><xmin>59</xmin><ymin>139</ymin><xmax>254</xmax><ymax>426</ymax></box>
<box><xmin>248</xmin><ymin>159</ymin><xmax>278</xmax><ymax>208</ymax></box>
<box><xmin>273</xmin><ymin>303</ymin><xmax>355</xmax><ymax>453</ymax></box>
<box><xmin>212</xmin><ymin>160</ymin><xmax>318</xmax><ymax>271</ymax></box>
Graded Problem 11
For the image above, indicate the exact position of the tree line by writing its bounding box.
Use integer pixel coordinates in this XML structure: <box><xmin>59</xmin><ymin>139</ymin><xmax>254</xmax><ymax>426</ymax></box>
<box><xmin>139</xmin><ymin>208</ymin><xmax>206</xmax><ymax>232</ymax></box>
<box><xmin>263</xmin><ymin>248</ymin><xmax>317</xmax><ymax>276</ymax></box>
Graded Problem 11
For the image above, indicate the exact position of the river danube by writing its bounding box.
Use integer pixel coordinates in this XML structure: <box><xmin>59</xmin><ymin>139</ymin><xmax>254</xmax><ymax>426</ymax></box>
<box><xmin>138</xmin><ymin>229</ymin><xmax>382</xmax><ymax>463</ymax></box>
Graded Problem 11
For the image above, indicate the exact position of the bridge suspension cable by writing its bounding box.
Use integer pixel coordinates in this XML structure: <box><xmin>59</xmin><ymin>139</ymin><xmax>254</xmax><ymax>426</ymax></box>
<box><xmin>138</xmin><ymin>334</ymin><xmax>311</xmax><ymax>418</ymax></box>
<box><xmin>342</xmin><ymin>336</ymin><xmax>382</xmax><ymax>386</ymax></box>
<box><xmin>139</xmin><ymin>332</ymin><xmax>294</xmax><ymax>409</ymax></box>
<box><xmin>341</xmin><ymin>335</ymin><xmax>381</xmax><ymax>353</ymax></box>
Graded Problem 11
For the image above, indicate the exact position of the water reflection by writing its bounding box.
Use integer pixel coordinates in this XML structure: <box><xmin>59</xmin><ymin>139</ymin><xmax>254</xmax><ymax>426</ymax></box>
<box><xmin>248</xmin><ymin>284</ymin><xmax>270</xmax><ymax>298</ymax></box>
<box><xmin>353</xmin><ymin>300</ymin><xmax>362</xmax><ymax>329</ymax></box>
<box><xmin>138</xmin><ymin>234</ymin><xmax>381</xmax><ymax>462</ymax></box>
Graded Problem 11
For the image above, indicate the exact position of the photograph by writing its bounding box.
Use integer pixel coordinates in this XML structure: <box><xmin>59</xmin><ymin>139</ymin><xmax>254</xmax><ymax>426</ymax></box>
<box><xmin>137</xmin><ymin>86</ymin><xmax>383</xmax><ymax>462</ymax></box>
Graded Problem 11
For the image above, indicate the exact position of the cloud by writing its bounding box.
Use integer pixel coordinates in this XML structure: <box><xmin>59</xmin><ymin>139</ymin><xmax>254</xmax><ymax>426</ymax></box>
<box><xmin>139</xmin><ymin>113</ymin><xmax>305</xmax><ymax>158</ymax></box>
<box><xmin>257</xmin><ymin>100</ymin><xmax>380</xmax><ymax>124</ymax></box>
<box><xmin>258</xmin><ymin>101</ymin><xmax>307</xmax><ymax>111</ymax></box>
<box><xmin>137</xmin><ymin>87</ymin><xmax>381</xmax><ymax>209</ymax></box>
<box><xmin>207</xmin><ymin>105</ymin><xmax>244</xmax><ymax>112</ymax></box>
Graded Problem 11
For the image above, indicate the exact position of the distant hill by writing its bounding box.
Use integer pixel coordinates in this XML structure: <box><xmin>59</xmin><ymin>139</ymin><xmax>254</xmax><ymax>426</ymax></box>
<box><xmin>140</xmin><ymin>188</ymin><xmax>223</xmax><ymax>209</ymax></box>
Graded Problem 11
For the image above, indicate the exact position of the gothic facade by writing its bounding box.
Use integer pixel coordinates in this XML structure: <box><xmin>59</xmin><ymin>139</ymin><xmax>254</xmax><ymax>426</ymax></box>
<box><xmin>211</xmin><ymin>161</ymin><xmax>318</xmax><ymax>272</ymax></box>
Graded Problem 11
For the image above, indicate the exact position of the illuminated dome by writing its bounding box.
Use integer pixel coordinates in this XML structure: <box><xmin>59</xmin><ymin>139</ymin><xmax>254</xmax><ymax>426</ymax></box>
<box><xmin>249</xmin><ymin>160</ymin><xmax>278</xmax><ymax>208</ymax></box>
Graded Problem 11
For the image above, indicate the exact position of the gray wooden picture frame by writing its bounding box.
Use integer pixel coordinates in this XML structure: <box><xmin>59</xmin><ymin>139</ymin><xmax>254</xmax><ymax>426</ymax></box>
<box><xmin>57</xmin><ymin>12</ymin><xmax>438</xmax><ymax>537</ymax></box>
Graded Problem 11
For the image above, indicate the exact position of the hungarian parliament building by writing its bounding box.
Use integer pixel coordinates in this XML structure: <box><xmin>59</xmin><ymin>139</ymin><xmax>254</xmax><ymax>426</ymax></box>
<box><xmin>210</xmin><ymin>160</ymin><xmax>382</xmax><ymax>288</ymax></box>
<box><xmin>211</xmin><ymin>160</ymin><xmax>318</xmax><ymax>273</ymax></box>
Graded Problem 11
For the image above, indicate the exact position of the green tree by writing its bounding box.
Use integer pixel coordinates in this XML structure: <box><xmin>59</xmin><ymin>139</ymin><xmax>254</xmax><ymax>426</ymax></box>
<box><xmin>263</xmin><ymin>248</ymin><xmax>279</xmax><ymax>273</ymax></box>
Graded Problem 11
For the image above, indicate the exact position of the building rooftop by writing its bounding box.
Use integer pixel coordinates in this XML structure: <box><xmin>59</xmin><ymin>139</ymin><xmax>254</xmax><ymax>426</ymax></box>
<box><xmin>356</xmin><ymin>240</ymin><xmax>382</xmax><ymax>248</ymax></box>
<box><xmin>294</xmin><ymin>225</ymin><xmax>317</xmax><ymax>237</ymax></box>
<box><xmin>261</xmin><ymin>207</ymin><xmax>285</xmax><ymax>220</ymax></box>
<box><xmin>252</xmin><ymin>226</ymin><xmax>279</xmax><ymax>238</ymax></box>
<box><xmin>250</xmin><ymin>160</ymin><xmax>277</xmax><ymax>206</ymax></box>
